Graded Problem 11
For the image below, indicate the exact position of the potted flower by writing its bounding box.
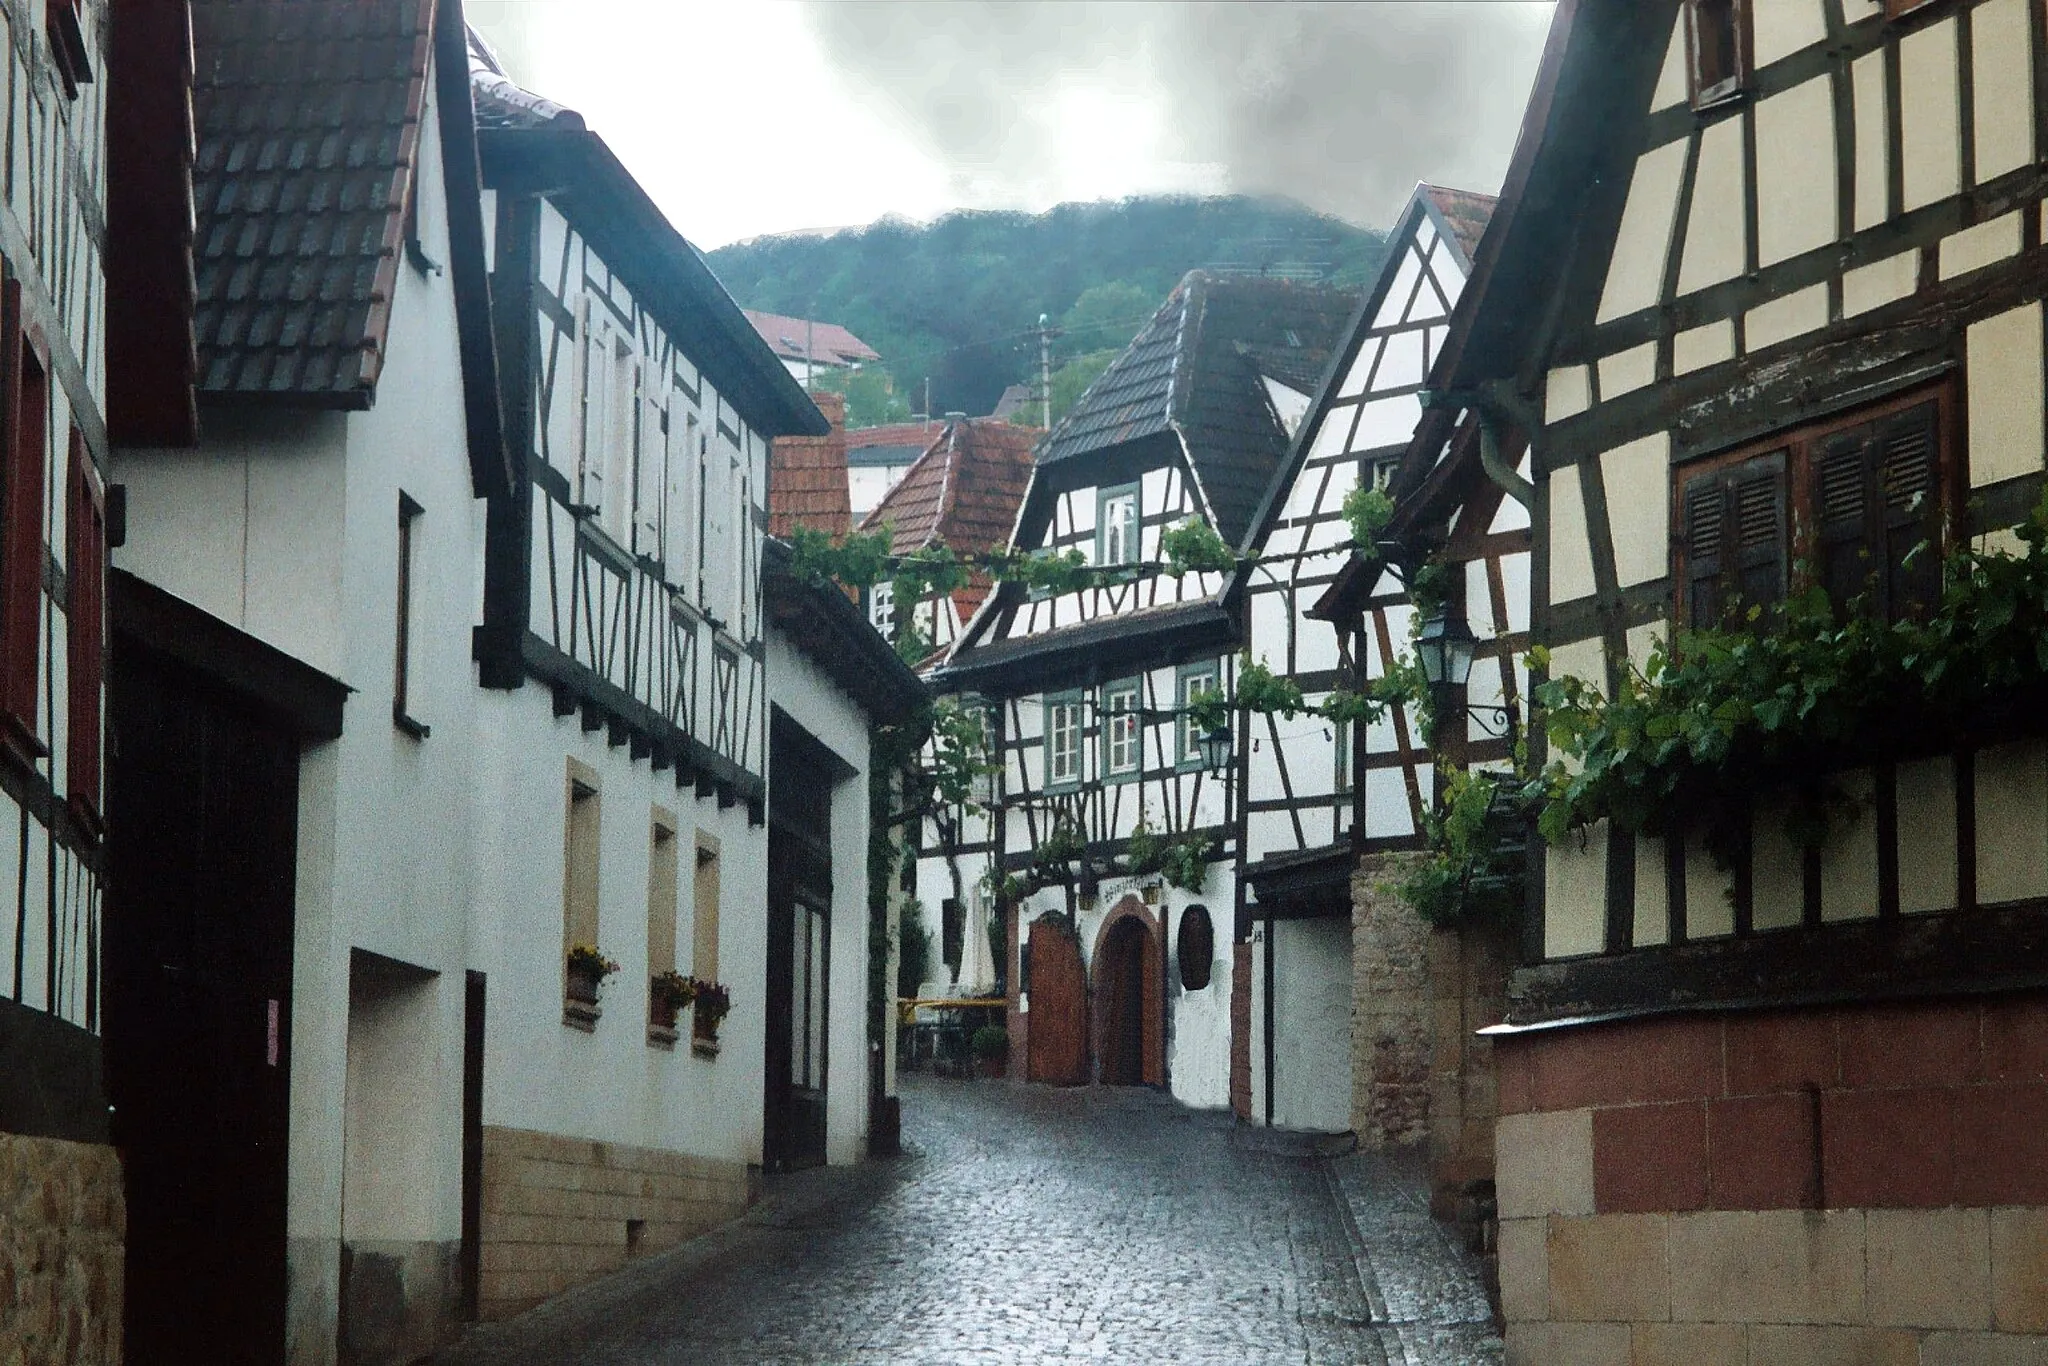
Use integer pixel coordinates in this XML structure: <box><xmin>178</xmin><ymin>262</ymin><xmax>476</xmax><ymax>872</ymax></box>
<box><xmin>688</xmin><ymin>977</ymin><xmax>732</xmax><ymax>1051</ymax></box>
<box><xmin>564</xmin><ymin>945</ymin><xmax>618</xmax><ymax>1028</ymax></box>
<box><xmin>971</xmin><ymin>1024</ymin><xmax>1009</xmax><ymax>1079</ymax></box>
<box><xmin>648</xmin><ymin>968</ymin><xmax>697</xmax><ymax>1044</ymax></box>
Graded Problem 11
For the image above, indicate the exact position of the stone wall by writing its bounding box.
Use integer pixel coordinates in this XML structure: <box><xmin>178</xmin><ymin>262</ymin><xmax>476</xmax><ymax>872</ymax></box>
<box><xmin>0</xmin><ymin>1133</ymin><xmax>123</xmax><ymax>1365</ymax></box>
<box><xmin>1494</xmin><ymin>996</ymin><xmax>2048</xmax><ymax>1363</ymax></box>
<box><xmin>1351</xmin><ymin>853</ymin><xmax>1435</xmax><ymax>1146</ymax></box>
<box><xmin>479</xmin><ymin>1125</ymin><xmax>750</xmax><ymax>1320</ymax></box>
<box><xmin>1229</xmin><ymin>939</ymin><xmax>1253</xmax><ymax>1121</ymax></box>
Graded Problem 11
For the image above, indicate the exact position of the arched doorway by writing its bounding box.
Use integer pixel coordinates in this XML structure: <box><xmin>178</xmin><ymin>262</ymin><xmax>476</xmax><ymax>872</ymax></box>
<box><xmin>1025</xmin><ymin>916</ymin><xmax>1086</xmax><ymax>1085</ymax></box>
<box><xmin>1092</xmin><ymin>898</ymin><xmax>1164</xmax><ymax>1086</ymax></box>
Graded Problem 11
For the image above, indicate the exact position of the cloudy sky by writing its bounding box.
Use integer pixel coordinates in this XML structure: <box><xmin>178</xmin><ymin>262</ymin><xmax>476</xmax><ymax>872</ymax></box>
<box><xmin>466</xmin><ymin>1</ymin><xmax>1554</xmax><ymax>249</ymax></box>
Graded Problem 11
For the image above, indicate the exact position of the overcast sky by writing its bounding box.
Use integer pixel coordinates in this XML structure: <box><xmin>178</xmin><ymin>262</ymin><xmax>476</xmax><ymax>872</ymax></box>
<box><xmin>466</xmin><ymin>1</ymin><xmax>1554</xmax><ymax>250</ymax></box>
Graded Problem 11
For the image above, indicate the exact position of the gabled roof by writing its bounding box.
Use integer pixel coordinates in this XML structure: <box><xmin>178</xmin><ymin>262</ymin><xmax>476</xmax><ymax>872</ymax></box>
<box><xmin>768</xmin><ymin>390</ymin><xmax>853</xmax><ymax>538</ymax></box>
<box><xmin>1233</xmin><ymin>183</ymin><xmax>1498</xmax><ymax>592</ymax></box>
<box><xmin>191</xmin><ymin>0</ymin><xmax>435</xmax><ymax>405</ymax></box>
<box><xmin>1419</xmin><ymin>185</ymin><xmax>1497</xmax><ymax>271</ymax></box>
<box><xmin>1037</xmin><ymin>272</ymin><xmax>1358</xmax><ymax>544</ymax></box>
<box><xmin>474</xmin><ymin>74</ymin><xmax>827</xmax><ymax>438</ymax></box>
<box><xmin>857</xmin><ymin>416</ymin><xmax>1038</xmax><ymax>623</ymax></box>
<box><xmin>742</xmin><ymin>310</ymin><xmax>881</xmax><ymax>369</ymax></box>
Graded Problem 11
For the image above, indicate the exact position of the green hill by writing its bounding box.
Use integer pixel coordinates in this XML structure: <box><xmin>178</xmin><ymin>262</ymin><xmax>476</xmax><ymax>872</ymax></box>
<box><xmin>705</xmin><ymin>196</ymin><xmax>1386</xmax><ymax>426</ymax></box>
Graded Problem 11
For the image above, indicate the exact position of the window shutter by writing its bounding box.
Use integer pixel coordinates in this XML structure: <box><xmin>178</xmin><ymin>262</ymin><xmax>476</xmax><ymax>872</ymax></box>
<box><xmin>638</xmin><ymin>385</ymin><xmax>663</xmax><ymax>562</ymax></box>
<box><xmin>1814</xmin><ymin>428</ymin><xmax>1873</xmax><ymax>611</ymax></box>
<box><xmin>1680</xmin><ymin>467</ymin><xmax>1728</xmax><ymax>629</ymax></box>
<box><xmin>1680</xmin><ymin>453</ymin><xmax>1785</xmax><ymax>628</ymax></box>
<box><xmin>66</xmin><ymin>429</ymin><xmax>102</xmax><ymax>828</ymax></box>
<box><xmin>0</xmin><ymin>280</ymin><xmax>47</xmax><ymax>756</ymax></box>
<box><xmin>577</xmin><ymin>301</ymin><xmax>604</xmax><ymax>514</ymax></box>
<box><xmin>1877</xmin><ymin>401</ymin><xmax>1940</xmax><ymax>619</ymax></box>
<box><xmin>1728</xmin><ymin>455</ymin><xmax>1787</xmax><ymax>614</ymax></box>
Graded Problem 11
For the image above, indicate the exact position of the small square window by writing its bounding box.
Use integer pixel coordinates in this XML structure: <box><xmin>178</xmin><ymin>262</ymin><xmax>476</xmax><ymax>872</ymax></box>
<box><xmin>1686</xmin><ymin>0</ymin><xmax>1751</xmax><ymax>109</ymax></box>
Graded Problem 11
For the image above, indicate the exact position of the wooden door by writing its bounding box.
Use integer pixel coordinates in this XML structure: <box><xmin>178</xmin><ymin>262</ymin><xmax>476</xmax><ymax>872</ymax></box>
<box><xmin>1024</xmin><ymin>918</ymin><xmax>1085</xmax><ymax>1085</ymax></box>
<box><xmin>105</xmin><ymin>646</ymin><xmax>300</xmax><ymax>1365</ymax></box>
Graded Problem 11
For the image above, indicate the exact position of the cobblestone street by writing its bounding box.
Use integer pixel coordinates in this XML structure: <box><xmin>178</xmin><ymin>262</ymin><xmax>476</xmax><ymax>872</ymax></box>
<box><xmin>436</xmin><ymin>1076</ymin><xmax>1500</xmax><ymax>1366</ymax></box>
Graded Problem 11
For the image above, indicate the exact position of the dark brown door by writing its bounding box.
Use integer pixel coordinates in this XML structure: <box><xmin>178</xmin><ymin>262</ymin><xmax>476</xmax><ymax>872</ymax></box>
<box><xmin>460</xmin><ymin>971</ymin><xmax>486</xmax><ymax>1321</ymax></box>
<box><xmin>1096</xmin><ymin>919</ymin><xmax>1147</xmax><ymax>1085</ymax></box>
<box><xmin>1024</xmin><ymin>918</ymin><xmax>1085</xmax><ymax>1085</ymax></box>
<box><xmin>105</xmin><ymin>646</ymin><xmax>300</xmax><ymax>1365</ymax></box>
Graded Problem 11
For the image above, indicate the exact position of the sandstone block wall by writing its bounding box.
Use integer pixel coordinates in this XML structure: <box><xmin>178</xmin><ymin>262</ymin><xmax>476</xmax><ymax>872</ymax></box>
<box><xmin>1352</xmin><ymin>854</ymin><xmax>1434</xmax><ymax>1146</ymax></box>
<box><xmin>1494</xmin><ymin>996</ymin><xmax>2048</xmax><ymax>1363</ymax></box>
<box><xmin>479</xmin><ymin>1125</ymin><xmax>749</xmax><ymax>1320</ymax></box>
<box><xmin>0</xmin><ymin>1133</ymin><xmax>123</xmax><ymax>1366</ymax></box>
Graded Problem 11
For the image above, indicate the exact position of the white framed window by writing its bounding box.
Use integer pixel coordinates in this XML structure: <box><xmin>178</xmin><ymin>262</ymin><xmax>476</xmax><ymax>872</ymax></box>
<box><xmin>1103</xmin><ymin>681</ymin><xmax>1139</xmax><ymax>776</ymax></box>
<box><xmin>1370</xmin><ymin>457</ymin><xmax>1398</xmax><ymax>494</ymax></box>
<box><xmin>1046</xmin><ymin>696</ymin><xmax>1082</xmax><ymax>788</ymax></box>
<box><xmin>869</xmin><ymin>581</ymin><xmax>895</xmax><ymax>641</ymax></box>
<box><xmin>1179</xmin><ymin>666</ymin><xmax>1218</xmax><ymax>766</ymax></box>
<box><xmin>1098</xmin><ymin>486</ymin><xmax>1138</xmax><ymax>567</ymax></box>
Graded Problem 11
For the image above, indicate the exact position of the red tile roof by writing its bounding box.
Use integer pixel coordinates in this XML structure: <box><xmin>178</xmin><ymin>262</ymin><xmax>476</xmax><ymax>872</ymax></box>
<box><xmin>743</xmin><ymin>310</ymin><xmax>881</xmax><ymax>368</ymax></box>
<box><xmin>1419</xmin><ymin>184</ymin><xmax>1498</xmax><ymax>269</ymax></box>
<box><xmin>191</xmin><ymin>0</ymin><xmax>434</xmax><ymax>403</ymax></box>
<box><xmin>768</xmin><ymin>389</ymin><xmax>852</xmax><ymax>538</ymax></box>
<box><xmin>857</xmin><ymin>417</ymin><xmax>1038</xmax><ymax>621</ymax></box>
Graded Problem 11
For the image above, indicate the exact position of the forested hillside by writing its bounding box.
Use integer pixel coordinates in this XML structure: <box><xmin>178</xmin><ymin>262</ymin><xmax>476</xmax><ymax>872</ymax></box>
<box><xmin>706</xmin><ymin>196</ymin><xmax>1385</xmax><ymax>426</ymax></box>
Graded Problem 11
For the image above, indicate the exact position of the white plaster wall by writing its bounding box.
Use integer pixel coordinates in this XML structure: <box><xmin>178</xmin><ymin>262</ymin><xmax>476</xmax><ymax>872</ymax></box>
<box><xmin>1163</xmin><ymin>880</ymin><xmax>1233</xmax><ymax>1110</ymax></box>
<box><xmin>1268</xmin><ymin>916</ymin><xmax>1350</xmax><ymax>1133</ymax></box>
<box><xmin>766</xmin><ymin>625</ymin><xmax>876</xmax><ymax>1165</ymax></box>
<box><xmin>468</xmin><ymin>682</ymin><xmax>769</xmax><ymax>1168</ymax></box>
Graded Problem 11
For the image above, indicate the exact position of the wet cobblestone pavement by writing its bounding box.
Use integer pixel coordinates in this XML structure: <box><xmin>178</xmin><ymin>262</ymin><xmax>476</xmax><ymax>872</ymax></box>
<box><xmin>436</xmin><ymin>1076</ymin><xmax>1502</xmax><ymax>1365</ymax></box>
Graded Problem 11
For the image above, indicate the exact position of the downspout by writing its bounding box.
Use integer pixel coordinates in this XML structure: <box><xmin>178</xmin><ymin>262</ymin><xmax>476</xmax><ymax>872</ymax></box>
<box><xmin>1418</xmin><ymin>381</ymin><xmax>1538</xmax><ymax>512</ymax></box>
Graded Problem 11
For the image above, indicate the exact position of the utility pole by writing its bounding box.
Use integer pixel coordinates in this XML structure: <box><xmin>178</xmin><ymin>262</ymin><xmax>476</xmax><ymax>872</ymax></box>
<box><xmin>923</xmin><ymin>376</ymin><xmax>932</xmax><ymax>429</ymax></box>
<box><xmin>1037</xmin><ymin>313</ymin><xmax>1062</xmax><ymax>430</ymax></box>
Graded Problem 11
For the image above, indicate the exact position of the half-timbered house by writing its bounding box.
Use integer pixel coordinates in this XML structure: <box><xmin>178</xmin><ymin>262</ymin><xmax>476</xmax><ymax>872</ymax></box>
<box><xmin>1230</xmin><ymin>185</ymin><xmax>1500</xmax><ymax>1136</ymax></box>
<box><xmin>108</xmin><ymin>3</ymin><xmax>508</xmax><ymax>1358</ymax></box>
<box><xmin>98</xmin><ymin>10</ymin><xmax>917</xmax><ymax>1361</ymax></box>
<box><xmin>1417</xmin><ymin>0</ymin><xmax>2048</xmax><ymax>1354</ymax></box>
<box><xmin>470</xmin><ymin>36</ymin><xmax>919</xmax><ymax>1315</ymax></box>
<box><xmin>0</xmin><ymin>0</ymin><xmax>119</xmax><ymax>1361</ymax></box>
<box><xmin>931</xmin><ymin>273</ymin><xmax>1355</xmax><ymax>1107</ymax></box>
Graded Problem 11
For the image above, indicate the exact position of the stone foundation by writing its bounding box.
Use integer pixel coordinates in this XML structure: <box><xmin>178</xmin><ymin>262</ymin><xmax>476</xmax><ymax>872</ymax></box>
<box><xmin>1351</xmin><ymin>854</ymin><xmax>1434</xmax><ymax>1146</ymax></box>
<box><xmin>337</xmin><ymin>1237</ymin><xmax>460</xmax><ymax>1366</ymax></box>
<box><xmin>479</xmin><ymin>1125</ymin><xmax>749</xmax><ymax>1320</ymax></box>
<box><xmin>1495</xmin><ymin>995</ymin><xmax>2048</xmax><ymax>1362</ymax></box>
<box><xmin>0</xmin><ymin>1132</ymin><xmax>123</xmax><ymax>1365</ymax></box>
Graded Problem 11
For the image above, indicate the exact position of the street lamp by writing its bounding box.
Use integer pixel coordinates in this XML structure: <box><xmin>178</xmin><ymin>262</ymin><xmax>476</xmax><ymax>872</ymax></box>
<box><xmin>1414</xmin><ymin>609</ymin><xmax>1478</xmax><ymax>691</ymax></box>
<box><xmin>1197</xmin><ymin>721</ymin><xmax>1234</xmax><ymax>777</ymax></box>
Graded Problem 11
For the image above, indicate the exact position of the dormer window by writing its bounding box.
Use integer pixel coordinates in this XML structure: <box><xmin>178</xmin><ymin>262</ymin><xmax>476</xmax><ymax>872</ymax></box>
<box><xmin>1686</xmin><ymin>0</ymin><xmax>1751</xmax><ymax>110</ymax></box>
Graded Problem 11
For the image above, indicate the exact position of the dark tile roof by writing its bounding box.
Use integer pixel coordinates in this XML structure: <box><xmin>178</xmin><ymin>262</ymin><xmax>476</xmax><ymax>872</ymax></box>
<box><xmin>1420</xmin><ymin>184</ymin><xmax>1498</xmax><ymax>270</ymax></box>
<box><xmin>768</xmin><ymin>390</ymin><xmax>852</xmax><ymax>538</ymax></box>
<box><xmin>191</xmin><ymin>0</ymin><xmax>435</xmax><ymax>404</ymax></box>
<box><xmin>1037</xmin><ymin>272</ymin><xmax>1357</xmax><ymax>544</ymax></box>
<box><xmin>858</xmin><ymin>417</ymin><xmax>1038</xmax><ymax>622</ymax></box>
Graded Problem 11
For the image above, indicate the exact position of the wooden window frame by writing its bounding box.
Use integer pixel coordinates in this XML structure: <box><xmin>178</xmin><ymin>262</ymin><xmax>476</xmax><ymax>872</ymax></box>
<box><xmin>646</xmin><ymin>808</ymin><xmax>679</xmax><ymax>1039</ymax></box>
<box><xmin>1102</xmin><ymin>679</ymin><xmax>1141</xmax><ymax>781</ymax></box>
<box><xmin>1671</xmin><ymin>380</ymin><xmax>1959</xmax><ymax>631</ymax></box>
<box><xmin>1096</xmin><ymin>483</ymin><xmax>1139</xmax><ymax>569</ymax></box>
<box><xmin>562</xmin><ymin>759</ymin><xmax>602</xmax><ymax>995</ymax></box>
<box><xmin>1044</xmin><ymin>692</ymin><xmax>1083</xmax><ymax>791</ymax></box>
<box><xmin>393</xmin><ymin>492</ymin><xmax>428</xmax><ymax>739</ymax></box>
<box><xmin>65</xmin><ymin>429</ymin><xmax>102</xmax><ymax>834</ymax></box>
<box><xmin>47</xmin><ymin>0</ymin><xmax>90</xmax><ymax>98</ymax></box>
<box><xmin>1685</xmin><ymin>0</ymin><xmax>1753</xmax><ymax>111</ymax></box>
<box><xmin>0</xmin><ymin>282</ymin><xmax>48</xmax><ymax>768</ymax></box>
<box><xmin>1177</xmin><ymin>663</ymin><xmax>1219</xmax><ymax>769</ymax></box>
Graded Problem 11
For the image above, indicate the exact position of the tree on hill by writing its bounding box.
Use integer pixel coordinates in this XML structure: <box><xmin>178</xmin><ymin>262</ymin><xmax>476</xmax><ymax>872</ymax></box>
<box><xmin>708</xmin><ymin>194</ymin><xmax>1384</xmax><ymax>422</ymax></box>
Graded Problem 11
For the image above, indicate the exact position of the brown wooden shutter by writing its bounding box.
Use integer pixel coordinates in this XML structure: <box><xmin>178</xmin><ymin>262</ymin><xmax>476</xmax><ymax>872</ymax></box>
<box><xmin>1729</xmin><ymin>455</ymin><xmax>1787</xmax><ymax>613</ymax></box>
<box><xmin>66</xmin><ymin>429</ymin><xmax>103</xmax><ymax>829</ymax></box>
<box><xmin>1815</xmin><ymin>424</ymin><xmax>1874</xmax><ymax>612</ymax></box>
<box><xmin>0</xmin><ymin>281</ymin><xmax>47</xmax><ymax>761</ymax></box>
<box><xmin>1679</xmin><ymin>452</ymin><xmax>1786</xmax><ymax>629</ymax></box>
<box><xmin>1877</xmin><ymin>401</ymin><xmax>1940</xmax><ymax>619</ymax></box>
<box><xmin>1680</xmin><ymin>466</ymin><xmax>1728</xmax><ymax>629</ymax></box>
